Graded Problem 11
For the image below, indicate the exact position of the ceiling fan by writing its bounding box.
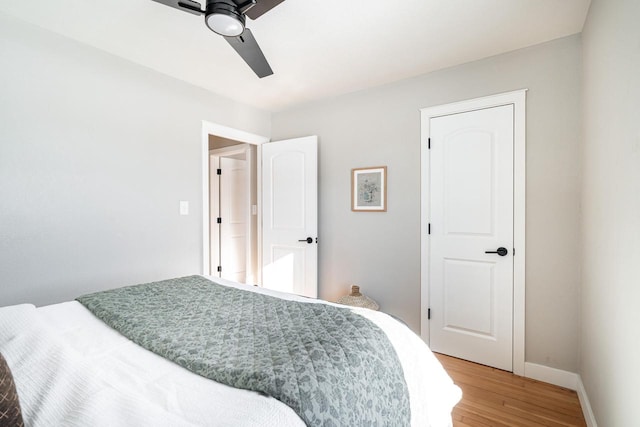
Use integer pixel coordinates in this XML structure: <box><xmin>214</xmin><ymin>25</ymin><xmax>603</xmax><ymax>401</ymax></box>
<box><xmin>152</xmin><ymin>0</ymin><xmax>284</xmax><ymax>78</ymax></box>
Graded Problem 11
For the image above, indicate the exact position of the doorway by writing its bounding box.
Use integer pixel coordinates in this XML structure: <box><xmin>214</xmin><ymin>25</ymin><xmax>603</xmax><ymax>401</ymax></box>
<box><xmin>201</xmin><ymin>122</ymin><xmax>319</xmax><ymax>296</ymax></box>
<box><xmin>201</xmin><ymin>122</ymin><xmax>269</xmax><ymax>284</ymax></box>
<box><xmin>420</xmin><ymin>90</ymin><xmax>526</xmax><ymax>375</ymax></box>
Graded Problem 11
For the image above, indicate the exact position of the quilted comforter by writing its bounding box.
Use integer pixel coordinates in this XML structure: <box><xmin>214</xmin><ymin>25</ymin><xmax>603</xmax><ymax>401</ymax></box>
<box><xmin>77</xmin><ymin>275</ymin><xmax>410</xmax><ymax>426</ymax></box>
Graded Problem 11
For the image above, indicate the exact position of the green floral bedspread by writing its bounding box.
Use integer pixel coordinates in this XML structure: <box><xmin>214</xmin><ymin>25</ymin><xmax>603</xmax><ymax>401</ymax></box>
<box><xmin>77</xmin><ymin>275</ymin><xmax>410</xmax><ymax>426</ymax></box>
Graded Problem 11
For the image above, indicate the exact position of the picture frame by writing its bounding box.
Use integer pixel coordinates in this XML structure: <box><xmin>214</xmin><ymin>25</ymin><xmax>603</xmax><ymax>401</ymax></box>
<box><xmin>351</xmin><ymin>166</ymin><xmax>387</xmax><ymax>212</ymax></box>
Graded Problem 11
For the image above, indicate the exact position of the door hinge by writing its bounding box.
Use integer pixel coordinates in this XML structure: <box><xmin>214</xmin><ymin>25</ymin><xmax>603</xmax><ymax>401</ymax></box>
<box><xmin>217</xmin><ymin>217</ymin><xmax>222</xmax><ymax>224</ymax></box>
<box><xmin>217</xmin><ymin>266</ymin><xmax>222</xmax><ymax>273</ymax></box>
<box><xmin>428</xmin><ymin>308</ymin><xmax>431</xmax><ymax>320</ymax></box>
<box><xmin>428</xmin><ymin>223</ymin><xmax>431</xmax><ymax>234</ymax></box>
<box><xmin>217</xmin><ymin>168</ymin><xmax>222</xmax><ymax>175</ymax></box>
<box><xmin>428</xmin><ymin>137</ymin><xmax>431</xmax><ymax>149</ymax></box>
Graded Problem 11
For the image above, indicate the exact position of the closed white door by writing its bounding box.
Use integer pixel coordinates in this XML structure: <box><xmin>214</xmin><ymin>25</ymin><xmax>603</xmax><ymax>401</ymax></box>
<box><xmin>429</xmin><ymin>105</ymin><xmax>514</xmax><ymax>371</ymax></box>
<box><xmin>220</xmin><ymin>156</ymin><xmax>248</xmax><ymax>283</ymax></box>
<box><xmin>261</xmin><ymin>136</ymin><xmax>318</xmax><ymax>298</ymax></box>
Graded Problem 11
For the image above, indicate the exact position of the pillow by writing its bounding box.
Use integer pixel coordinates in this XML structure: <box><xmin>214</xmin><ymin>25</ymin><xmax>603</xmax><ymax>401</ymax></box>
<box><xmin>0</xmin><ymin>353</ymin><xmax>24</xmax><ymax>427</ymax></box>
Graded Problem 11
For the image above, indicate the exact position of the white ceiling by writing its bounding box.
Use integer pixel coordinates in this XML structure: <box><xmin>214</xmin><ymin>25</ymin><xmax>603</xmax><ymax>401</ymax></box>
<box><xmin>1</xmin><ymin>0</ymin><xmax>591</xmax><ymax>112</ymax></box>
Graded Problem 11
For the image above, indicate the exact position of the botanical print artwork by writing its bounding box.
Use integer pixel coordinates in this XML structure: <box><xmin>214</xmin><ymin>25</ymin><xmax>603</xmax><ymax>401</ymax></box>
<box><xmin>352</xmin><ymin>166</ymin><xmax>386</xmax><ymax>211</ymax></box>
<box><xmin>357</xmin><ymin>172</ymin><xmax>382</xmax><ymax>207</ymax></box>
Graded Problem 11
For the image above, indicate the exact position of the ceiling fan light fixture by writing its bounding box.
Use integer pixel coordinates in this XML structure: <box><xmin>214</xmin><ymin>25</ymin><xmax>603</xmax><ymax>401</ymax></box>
<box><xmin>205</xmin><ymin>2</ymin><xmax>245</xmax><ymax>37</ymax></box>
<box><xmin>152</xmin><ymin>0</ymin><xmax>281</xmax><ymax>77</ymax></box>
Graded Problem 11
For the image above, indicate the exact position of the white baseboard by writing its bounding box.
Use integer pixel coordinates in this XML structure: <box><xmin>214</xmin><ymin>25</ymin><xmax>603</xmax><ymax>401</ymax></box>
<box><xmin>524</xmin><ymin>362</ymin><xmax>578</xmax><ymax>390</ymax></box>
<box><xmin>523</xmin><ymin>362</ymin><xmax>597</xmax><ymax>426</ymax></box>
<box><xmin>576</xmin><ymin>377</ymin><xmax>598</xmax><ymax>427</ymax></box>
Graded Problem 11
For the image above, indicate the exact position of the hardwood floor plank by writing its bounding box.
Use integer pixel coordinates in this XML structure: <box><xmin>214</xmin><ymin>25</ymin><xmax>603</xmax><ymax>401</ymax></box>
<box><xmin>458</xmin><ymin>378</ymin><xmax>583</xmax><ymax>417</ymax></box>
<box><xmin>450</xmin><ymin>370</ymin><xmax>581</xmax><ymax>408</ymax></box>
<box><xmin>435</xmin><ymin>353</ymin><xmax>587</xmax><ymax>427</ymax></box>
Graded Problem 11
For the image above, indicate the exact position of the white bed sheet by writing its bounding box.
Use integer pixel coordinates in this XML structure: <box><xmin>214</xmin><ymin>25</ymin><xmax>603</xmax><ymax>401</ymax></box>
<box><xmin>0</xmin><ymin>276</ymin><xmax>461</xmax><ymax>426</ymax></box>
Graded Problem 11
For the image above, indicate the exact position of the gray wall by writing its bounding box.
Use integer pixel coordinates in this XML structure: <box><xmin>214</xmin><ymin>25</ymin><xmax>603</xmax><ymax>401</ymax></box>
<box><xmin>580</xmin><ymin>0</ymin><xmax>640</xmax><ymax>424</ymax></box>
<box><xmin>272</xmin><ymin>36</ymin><xmax>583</xmax><ymax>372</ymax></box>
<box><xmin>0</xmin><ymin>13</ymin><xmax>270</xmax><ymax>307</ymax></box>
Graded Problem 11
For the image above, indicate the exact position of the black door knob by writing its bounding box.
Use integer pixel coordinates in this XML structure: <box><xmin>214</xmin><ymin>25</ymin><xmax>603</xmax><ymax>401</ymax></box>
<box><xmin>298</xmin><ymin>237</ymin><xmax>313</xmax><ymax>244</ymax></box>
<box><xmin>485</xmin><ymin>247</ymin><xmax>508</xmax><ymax>256</ymax></box>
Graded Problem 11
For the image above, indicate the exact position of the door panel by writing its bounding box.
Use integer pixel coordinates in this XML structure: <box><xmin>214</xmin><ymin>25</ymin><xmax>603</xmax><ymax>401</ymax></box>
<box><xmin>445</xmin><ymin>131</ymin><xmax>494</xmax><ymax>235</ymax></box>
<box><xmin>265</xmin><ymin>245</ymin><xmax>306</xmax><ymax>294</ymax></box>
<box><xmin>430</xmin><ymin>105</ymin><xmax>514</xmax><ymax>371</ymax></box>
<box><xmin>271</xmin><ymin>152</ymin><xmax>305</xmax><ymax>229</ymax></box>
<box><xmin>262</xmin><ymin>136</ymin><xmax>318</xmax><ymax>298</ymax></box>
<box><xmin>443</xmin><ymin>259</ymin><xmax>495</xmax><ymax>337</ymax></box>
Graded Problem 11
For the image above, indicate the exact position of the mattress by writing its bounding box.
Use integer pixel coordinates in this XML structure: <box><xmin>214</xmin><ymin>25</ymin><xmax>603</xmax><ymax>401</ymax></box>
<box><xmin>0</xmin><ymin>276</ymin><xmax>461</xmax><ymax>426</ymax></box>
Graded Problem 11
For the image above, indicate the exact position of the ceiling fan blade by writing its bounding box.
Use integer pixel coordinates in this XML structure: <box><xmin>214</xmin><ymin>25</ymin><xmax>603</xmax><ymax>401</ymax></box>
<box><xmin>243</xmin><ymin>0</ymin><xmax>285</xmax><ymax>20</ymax></box>
<box><xmin>224</xmin><ymin>28</ymin><xmax>273</xmax><ymax>78</ymax></box>
<box><xmin>151</xmin><ymin>0</ymin><xmax>204</xmax><ymax>15</ymax></box>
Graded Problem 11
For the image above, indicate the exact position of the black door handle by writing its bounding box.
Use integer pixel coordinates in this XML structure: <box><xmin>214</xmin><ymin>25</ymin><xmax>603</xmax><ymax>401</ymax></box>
<box><xmin>485</xmin><ymin>247</ymin><xmax>508</xmax><ymax>256</ymax></box>
<box><xmin>298</xmin><ymin>237</ymin><xmax>313</xmax><ymax>244</ymax></box>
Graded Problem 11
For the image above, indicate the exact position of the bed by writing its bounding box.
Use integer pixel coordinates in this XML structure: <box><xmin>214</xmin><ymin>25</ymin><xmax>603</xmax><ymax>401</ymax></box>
<box><xmin>0</xmin><ymin>275</ymin><xmax>461</xmax><ymax>426</ymax></box>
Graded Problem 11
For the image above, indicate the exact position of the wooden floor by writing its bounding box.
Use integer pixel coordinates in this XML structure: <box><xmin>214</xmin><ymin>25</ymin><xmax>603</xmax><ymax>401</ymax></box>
<box><xmin>435</xmin><ymin>353</ymin><xmax>586</xmax><ymax>427</ymax></box>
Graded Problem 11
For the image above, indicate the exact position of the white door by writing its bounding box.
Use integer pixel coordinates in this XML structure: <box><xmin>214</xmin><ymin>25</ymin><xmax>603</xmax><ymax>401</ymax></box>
<box><xmin>220</xmin><ymin>156</ymin><xmax>248</xmax><ymax>283</ymax></box>
<box><xmin>429</xmin><ymin>105</ymin><xmax>514</xmax><ymax>371</ymax></box>
<box><xmin>261</xmin><ymin>136</ymin><xmax>318</xmax><ymax>298</ymax></box>
<box><xmin>209</xmin><ymin>155</ymin><xmax>221</xmax><ymax>277</ymax></box>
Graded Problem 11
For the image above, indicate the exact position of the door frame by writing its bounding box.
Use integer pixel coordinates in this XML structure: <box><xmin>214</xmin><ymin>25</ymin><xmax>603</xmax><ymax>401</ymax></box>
<box><xmin>420</xmin><ymin>89</ymin><xmax>527</xmax><ymax>375</ymax></box>
<box><xmin>201</xmin><ymin>121</ymin><xmax>269</xmax><ymax>281</ymax></box>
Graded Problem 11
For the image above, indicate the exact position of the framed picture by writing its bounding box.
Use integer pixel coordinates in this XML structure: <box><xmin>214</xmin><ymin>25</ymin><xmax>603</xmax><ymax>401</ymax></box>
<box><xmin>351</xmin><ymin>166</ymin><xmax>387</xmax><ymax>212</ymax></box>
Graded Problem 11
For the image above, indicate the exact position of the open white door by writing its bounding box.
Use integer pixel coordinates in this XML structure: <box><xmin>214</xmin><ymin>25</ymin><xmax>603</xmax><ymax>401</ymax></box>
<box><xmin>261</xmin><ymin>136</ymin><xmax>318</xmax><ymax>298</ymax></box>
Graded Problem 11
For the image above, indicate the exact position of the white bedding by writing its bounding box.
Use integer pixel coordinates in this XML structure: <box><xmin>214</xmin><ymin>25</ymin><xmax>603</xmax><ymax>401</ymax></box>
<box><xmin>0</xmin><ymin>276</ymin><xmax>461</xmax><ymax>426</ymax></box>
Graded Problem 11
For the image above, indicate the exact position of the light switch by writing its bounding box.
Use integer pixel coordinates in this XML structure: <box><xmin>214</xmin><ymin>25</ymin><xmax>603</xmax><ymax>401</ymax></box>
<box><xmin>180</xmin><ymin>201</ymin><xmax>189</xmax><ymax>215</ymax></box>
